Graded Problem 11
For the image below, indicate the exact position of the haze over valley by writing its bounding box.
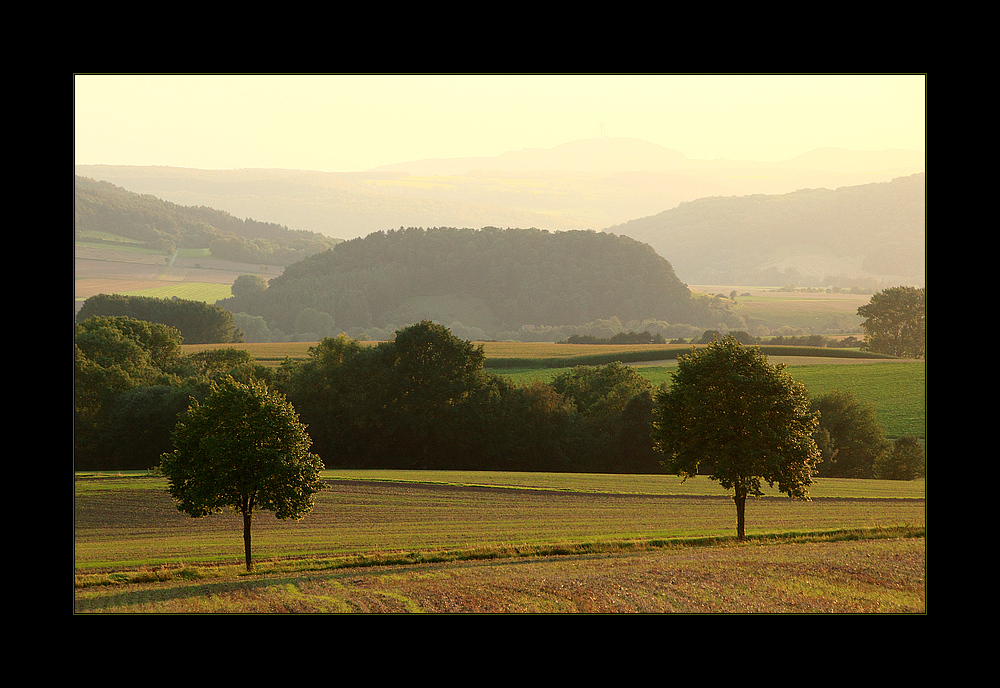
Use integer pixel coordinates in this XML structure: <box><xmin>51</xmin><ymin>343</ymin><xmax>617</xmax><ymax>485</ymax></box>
<box><xmin>75</xmin><ymin>136</ymin><xmax>924</xmax><ymax>289</ymax></box>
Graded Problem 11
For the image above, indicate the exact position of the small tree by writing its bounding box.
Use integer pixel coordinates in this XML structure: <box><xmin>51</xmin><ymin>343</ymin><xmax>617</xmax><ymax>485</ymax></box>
<box><xmin>874</xmin><ymin>436</ymin><xmax>925</xmax><ymax>480</ymax></box>
<box><xmin>857</xmin><ymin>286</ymin><xmax>925</xmax><ymax>358</ymax></box>
<box><xmin>651</xmin><ymin>336</ymin><xmax>821</xmax><ymax>540</ymax></box>
<box><xmin>810</xmin><ymin>389</ymin><xmax>889</xmax><ymax>478</ymax></box>
<box><xmin>159</xmin><ymin>376</ymin><xmax>325</xmax><ymax>571</ymax></box>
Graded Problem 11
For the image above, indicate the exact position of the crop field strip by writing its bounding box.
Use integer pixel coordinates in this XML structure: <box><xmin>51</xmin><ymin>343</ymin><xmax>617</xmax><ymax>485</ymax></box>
<box><xmin>74</xmin><ymin>472</ymin><xmax>925</xmax><ymax>573</ymax></box>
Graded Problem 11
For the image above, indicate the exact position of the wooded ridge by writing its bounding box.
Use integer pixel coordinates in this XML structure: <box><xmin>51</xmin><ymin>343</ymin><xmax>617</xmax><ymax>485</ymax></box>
<box><xmin>218</xmin><ymin>226</ymin><xmax>730</xmax><ymax>340</ymax></box>
<box><xmin>74</xmin><ymin>175</ymin><xmax>340</xmax><ymax>266</ymax></box>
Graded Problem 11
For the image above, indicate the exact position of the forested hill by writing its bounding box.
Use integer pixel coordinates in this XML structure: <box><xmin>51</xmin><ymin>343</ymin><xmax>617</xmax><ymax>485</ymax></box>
<box><xmin>74</xmin><ymin>175</ymin><xmax>341</xmax><ymax>266</ymax></box>
<box><xmin>604</xmin><ymin>173</ymin><xmax>925</xmax><ymax>288</ymax></box>
<box><xmin>218</xmin><ymin>227</ymin><xmax>717</xmax><ymax>339</ymax></box>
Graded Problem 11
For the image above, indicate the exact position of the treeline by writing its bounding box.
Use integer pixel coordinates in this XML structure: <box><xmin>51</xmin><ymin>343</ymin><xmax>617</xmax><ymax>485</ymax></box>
<box><xmin>696</xmin><ymin>330</ymin><xmax>863</xmax><ymax>348</ymax></box>
<box><xmin>559</xmin><ymin>331</ymin><xmax>668</xmax><ymax>345</ymax></box>
<box><xmin>74</xmin><ymin>176</ymin><xmax>340</xmax><ymax>265</ymax></box>
<box><xmin>74</xmin><ymin>318</ymin><xmax>661</xmax><ymax>474</ymax></box>
<box><xmin>77</xmin><ymin>294</ymin><xmax>244</xmax><ymax>345</ymax></box>
<box><xmin>219</xmin><ymin>225</ymin><xmax>738</xmax><ymax>341</ymax></box>
<box><xmin>74</xmin><ymin>318</ymin><xmax>921</xmax><ymax>479</ymax></box>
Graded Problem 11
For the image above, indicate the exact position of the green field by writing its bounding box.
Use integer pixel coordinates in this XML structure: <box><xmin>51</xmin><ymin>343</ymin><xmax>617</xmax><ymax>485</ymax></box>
<box><xmin>75</xmin><ymin>471</ymin><xmax>924</xmax><ymax>572</ymax></box>
<box><xmin>74</xmin><ymin>470</ymin><xmax>925</xmax><ymax>612</ymax></box>
<box><xmin>492</xmin><ymin>360</ymin><xmax>924</xmax><ymax>439</ymax></box>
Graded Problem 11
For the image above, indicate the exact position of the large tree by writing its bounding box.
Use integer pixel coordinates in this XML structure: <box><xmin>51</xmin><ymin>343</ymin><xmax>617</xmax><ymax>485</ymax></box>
<box><xmin>651</xmin><ymin>336</ymin><xmax>821</xmax><ymax>540</ymax></box>
<box><xmin>159</xmin><ymin>376</ymin><xmax>325</xmax><ymax>571</ymax></box>
<box><xmin>551</xmin><ymin>362</ymin><xmax>660</xmax><ymax>472</ymax></box>
<box><xmin>810</xmin><ymin>389</ymin><xmax>889</xmax><ymax>479</ymax></box>
<box><xmin>857</xmin><ymin>286</ymin><xmax>925</xmax><ymax>358</ymax></box>
<box><xmin>74</xmin><ymin>316</ymin><xmax>187</xmax><ymax>468</ymax></box>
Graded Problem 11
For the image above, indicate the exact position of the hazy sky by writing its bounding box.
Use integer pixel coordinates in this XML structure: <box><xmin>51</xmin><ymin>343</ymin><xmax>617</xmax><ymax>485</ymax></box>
<box><xmin>74</xmin><ymin>74</ymin><xmax>926</xmax><ymax>173</ymax></box>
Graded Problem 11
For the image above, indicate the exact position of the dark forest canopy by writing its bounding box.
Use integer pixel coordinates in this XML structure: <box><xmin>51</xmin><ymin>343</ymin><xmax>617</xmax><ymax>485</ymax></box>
<box><xmin>77</xmin><ymin>293</ymin><xmax>244</xmax><ymax>345</ymax></box>
<box><xmin>218</xmin><ymin>226</ymin><xmax>725</xmax><ymax>339</ymax></box>
<box><xmin>74</xmin><ymin>175</ymin><xmax>340</xmax><ymax>265</ymax></box>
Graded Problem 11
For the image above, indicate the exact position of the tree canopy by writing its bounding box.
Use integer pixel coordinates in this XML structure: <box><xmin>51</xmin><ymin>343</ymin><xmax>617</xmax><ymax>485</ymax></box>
<box><xmin>857</xmin><ymin>286</ymin><xmax>925</xmax><ymax>358</ymax></box>
<box><xmin>78</xmin><ymin>293</ymin><xmax>245</xmax><ymax>345</ymax></box>
<box><xmin>74</xmin><ymin>316</ymin><xmax>188</xmax><ymax>467</ymax></box>
<box><xmin>218</xmin><ymin>226</ymin><xmax>722</xmax><ymax>340</ymax></box>
<box><xmin>159</xmin><ymin>376</ymin><xmax>325</xmax><ymax>571</ymax></box>
<box><xmin>651</xmin><ymin>336</ymin><xmax>821</xmax><ymax>540</ymax></box>
<box><xmin>810</xmin><ymin>389</ymin><xmax>890</xmax><ymax>479</ymax></box>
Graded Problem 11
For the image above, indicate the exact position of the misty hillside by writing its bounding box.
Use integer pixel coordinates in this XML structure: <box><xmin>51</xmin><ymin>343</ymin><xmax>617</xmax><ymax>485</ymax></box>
<box><xmin>74</xmin><ymin>175</ymin><xmax>340</xmax><ymax>265</ymax></box>
<box><xmin>74</xmin><ymin>138</ymin><xmax>924</xmax><ymax>239</ymax></box>
<box><xmin>218</xmin><ymin>226</ymin><xmax>721</xmax><ymax>340</ymax></box>
<box><xmin>604</xmin><ymin>173</ymin><xmax>925</xmax><ymax>287</ymax></box>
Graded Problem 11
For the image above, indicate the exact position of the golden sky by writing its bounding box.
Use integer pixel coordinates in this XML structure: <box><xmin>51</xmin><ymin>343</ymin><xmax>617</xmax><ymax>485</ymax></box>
<box><xmin>74</xmin><ymin>74</ymin><xmax>926</xmax><ymax>173</ymax></box>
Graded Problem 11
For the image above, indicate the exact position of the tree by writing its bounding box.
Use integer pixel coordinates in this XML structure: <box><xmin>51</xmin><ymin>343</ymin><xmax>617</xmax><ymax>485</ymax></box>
<box><xmin>77</xmin><ymin>293</ymin><xmax>245</xmax><ymax>344</ymax></box>
<box><xmin>159</xmin><ymin>376</ymin><xmax>325</xmax><ymax>571</ymax></box>
<box><xmin>551</xmin><ymin>362</ymin><xmax>659</xmax><ymax>472</ymax></box>
<box><xmin>857</xmin><ymin>286</ymin><xmax>925</xmax><ymax>358</ymax></box>
<box><xmin>231</xmin><ymin>274</ymin><xmax>269</xmax><ymax>300</ymax></box>
<box><xmin>651</xmin><ymin>336</ymin><xmax>821</xmax><ymax>540</ymax></box>
<box><xmin>874</xmin><ymin>436</ymin><xmax>925</xmax><ymax>480</ymax></box>
<box><xmin>809</xmin><ymin>390</ymin><xmax>890</xmax><ymax>478</ymax></box>
<box><xmin>74</xmin><ymin>316</ymin><xmax>187</xmax><ymax>469</ymax></box>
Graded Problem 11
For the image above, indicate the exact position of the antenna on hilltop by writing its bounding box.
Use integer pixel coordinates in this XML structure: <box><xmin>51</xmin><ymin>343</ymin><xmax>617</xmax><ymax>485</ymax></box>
<box><xmin>599</xmin><ymin>116</ymin><xmax>606</xmax><ymax>138</ymax></box>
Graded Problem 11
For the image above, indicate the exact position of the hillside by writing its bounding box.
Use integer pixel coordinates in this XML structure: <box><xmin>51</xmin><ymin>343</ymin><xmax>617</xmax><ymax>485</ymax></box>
<box><xmin>218</xmin><ymin>226</ymin><xmax>725</xmax><ymax>341</ymax></box>
<box><xmin>604</xmin><ymin>173</ymin><xmax>925</xmax><ymax>288</ymax></box>
<box><xmin>74</xmin><ymin>138</ymin><xmax>924</xmax><ymax>240</ymax></box>
<box><xmin>75</xmin><ymin>175</ymin><xmax>341</xmax><ymax>266</ymax></box>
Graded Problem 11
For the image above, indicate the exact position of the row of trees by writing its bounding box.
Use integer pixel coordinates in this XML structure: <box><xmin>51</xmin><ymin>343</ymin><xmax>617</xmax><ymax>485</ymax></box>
<box><xmin>76</xmin><ymin>316</ymin><xmax>921</xmax><ymax>481</ymax></box>
<box><xmin>77</xmin><ymin>318</ymin><xmax>922</xmax><ymax>565</ymax></box>
<box><xmin>77</xmin><ymin>293</ymin><xmax>244</xmax><ymax>345</ymax></box>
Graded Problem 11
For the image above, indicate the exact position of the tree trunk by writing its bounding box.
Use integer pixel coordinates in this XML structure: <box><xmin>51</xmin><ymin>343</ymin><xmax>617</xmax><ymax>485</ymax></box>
<box><xmin>734</xmin><ymin>489</ymin><xmax>747</xmax><ymax>541</ymax></box>
<box><xmin>242</xmin><ymin>494</ymin><xmax>255</xmax><ymax>571</ymax></box>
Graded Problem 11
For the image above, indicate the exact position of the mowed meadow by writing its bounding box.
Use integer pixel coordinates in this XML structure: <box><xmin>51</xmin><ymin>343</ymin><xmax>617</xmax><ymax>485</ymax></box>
<box><xmin>74</xmin><ymin>470</ymin><xmax>925</xmax><ymax>613</ymax></box>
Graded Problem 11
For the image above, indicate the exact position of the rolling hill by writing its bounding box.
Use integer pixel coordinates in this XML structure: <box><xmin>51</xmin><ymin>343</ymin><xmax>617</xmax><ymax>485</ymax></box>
<box><xmin>605</xmin><ymin>173</ymin><xmax>925</xmax><ymax>288</ymax></box>
<box><xmin>217</xmin><ymin>226</ymin><xmax>725</xmax><ymax>341</ymax></box>
<box><xmin>74</xmin><ymin>137</ymin><xmax>924</xmax><ymax>241</ymax></box>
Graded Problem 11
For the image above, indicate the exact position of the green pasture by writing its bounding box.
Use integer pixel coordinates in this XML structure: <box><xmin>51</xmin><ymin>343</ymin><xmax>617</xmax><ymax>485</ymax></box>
<box><xmin>728</xmin><ymin>291</ymin><xmax>869</xmax><ymax>332</ymax></box>
<box><xmin>498</xmin><ymin>360</ymin><xmax>925</xmax><ymax>439</ymax></box>
<box><xmin>75</xmin><ymin>471</ymin><xmax>925</xmax><ymax>574</ymax></box>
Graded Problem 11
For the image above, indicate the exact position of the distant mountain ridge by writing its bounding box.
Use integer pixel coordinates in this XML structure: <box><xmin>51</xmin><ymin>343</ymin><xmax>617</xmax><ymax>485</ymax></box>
<box><xmin>604</xmin><ymin>173</ymin><xmax>925</xmax><ymax>287</ymax></box>
<box><xmin>74</xmin><ymin>175</ymin><xmax>340</xmax><ymax>265</ymax></box>
<box><xmin>75</xmin><ymin>137</ymin><xmax>924</xmax><ymax>240</ymax></box>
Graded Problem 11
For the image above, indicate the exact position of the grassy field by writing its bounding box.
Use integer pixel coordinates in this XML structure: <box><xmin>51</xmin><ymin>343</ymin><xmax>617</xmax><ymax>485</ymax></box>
<box><xmin>75</xmin><ymin>471</ymin><xmax>924</xmax><ymax>572</ymax></box>
<box><xmin>690</xmin><ymin>285</ymin><xmax>870</xmax><ymax>332</ymax></box>
<box><xmin>74</xmin><ymin>470</ymin><xmax>925</xmax><ymax>613</ymax></box>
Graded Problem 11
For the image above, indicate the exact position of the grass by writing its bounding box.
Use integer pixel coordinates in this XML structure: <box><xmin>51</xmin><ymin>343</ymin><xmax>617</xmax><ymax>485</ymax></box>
<box><xmin>74</xmin><ymin>471</ymin><xmax>925</xmax><ymax>612</ymax></box>
<box><xmin>75</xmin><ymin>471</ymin><xmax>924</xmax><ymax>572</ymax></box>
<box><xmin>116</xmin><ymin>282</ymin><xmax>234</xmax><ymax>303</ymax></box>
<box><xmin>495</xmin><ymin>359</ymin><xmax>924</xmax><ymax>439</ymax></box>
